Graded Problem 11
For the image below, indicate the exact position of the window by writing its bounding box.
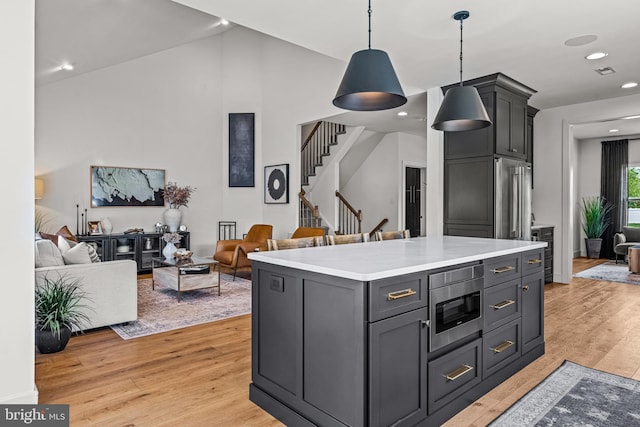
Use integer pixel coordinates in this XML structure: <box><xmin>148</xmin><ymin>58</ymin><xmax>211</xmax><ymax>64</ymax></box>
<box><xmin>628</xmin><ymin>166</ymin><xmax>640</xmax><ymax>227</ymax></box>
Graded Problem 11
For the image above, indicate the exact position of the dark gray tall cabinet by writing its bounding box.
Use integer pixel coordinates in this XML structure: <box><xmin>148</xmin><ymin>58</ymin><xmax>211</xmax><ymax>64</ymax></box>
<box><xmin>443</xmin><ymin>73</ymin><xmax>537</xmax><ymax>238</ymax></box>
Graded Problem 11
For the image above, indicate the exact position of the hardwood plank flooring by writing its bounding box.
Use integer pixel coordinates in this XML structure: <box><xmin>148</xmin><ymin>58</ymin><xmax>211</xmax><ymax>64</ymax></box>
<box><xmin>35</xmin><ymin>257</ymin><xmax>640</xmax><ymax>426</ymax></box>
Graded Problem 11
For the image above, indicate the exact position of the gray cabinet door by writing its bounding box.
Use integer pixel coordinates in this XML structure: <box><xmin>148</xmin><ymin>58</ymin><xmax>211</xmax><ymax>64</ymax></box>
<box><xmin>521</xmin><ymin>271</ymin><xmax>545</xmax><ymax>354</ymax></box>
<box><xmin>369</xmin><ymin>308</ymin><xmax>428</xmax><ymax>427</ymax></box>
<box><xmin>444</xmin><ymin>156</ymin><xmax>494</xmax><ymax>226</ymax></box>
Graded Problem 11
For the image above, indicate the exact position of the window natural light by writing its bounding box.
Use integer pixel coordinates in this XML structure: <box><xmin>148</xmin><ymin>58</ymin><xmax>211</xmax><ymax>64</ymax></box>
<box><xmin>628</xmin><ymin>165</ymin><xmax>640</xmax><ymax>227</ymax></box>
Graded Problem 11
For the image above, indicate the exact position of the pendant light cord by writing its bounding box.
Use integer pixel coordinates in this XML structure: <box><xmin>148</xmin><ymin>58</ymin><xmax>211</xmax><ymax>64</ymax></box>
<box><xmin>459</xmin><ymin>16</ymin><xmax>464</xmax><ymax>86</ymax></box>
<box><xmin>368</xmin><ymin>0</ymin><xmax>372</xmax><ymax>49</ymax></box>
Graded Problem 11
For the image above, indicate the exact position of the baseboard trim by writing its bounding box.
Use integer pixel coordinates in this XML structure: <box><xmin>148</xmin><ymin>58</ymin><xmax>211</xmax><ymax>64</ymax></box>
<box><xmin>0</xmin><ymin>384</ymin><xmax>38</xmax><ymax>404</ymax></box>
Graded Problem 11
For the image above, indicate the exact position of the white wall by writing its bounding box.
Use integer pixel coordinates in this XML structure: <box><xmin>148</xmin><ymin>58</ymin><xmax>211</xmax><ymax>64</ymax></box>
<box><xmin>342</xmin><ymin>132</ymin><xmax>427</xmax><ymax>233</ymax></box>
<box><xmin>36</xmin><ymin>25</ymin><xmax>348</xmax><ymax>247</ymax></box>
<box><xmin>1</xmin><ymin>0</ymin><xmax>37</xmax><ymax>404</ymax></box>
<box><xmin>534</xmin><ymin>93</ymin><xmax>640</xmax><ymax>283</ymax></box>
<box><xmin>574</xmin><ymin>135</ymin><xmax>640</xmax><ymax>256</ymax></box>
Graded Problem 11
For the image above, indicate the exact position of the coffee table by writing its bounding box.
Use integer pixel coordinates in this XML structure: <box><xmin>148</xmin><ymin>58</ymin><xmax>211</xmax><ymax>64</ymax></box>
<box><xmin>152</xmin><ymin>256</ymin><xmax>220</xmax><ymax>302</ymax></box>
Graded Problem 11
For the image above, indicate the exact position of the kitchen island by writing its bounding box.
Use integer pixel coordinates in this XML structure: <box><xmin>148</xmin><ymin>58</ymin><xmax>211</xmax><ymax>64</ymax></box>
<box><xmin>248</xmin><ymin>236</ymin><xmax>547</xmax><ymax>427</ymax></box>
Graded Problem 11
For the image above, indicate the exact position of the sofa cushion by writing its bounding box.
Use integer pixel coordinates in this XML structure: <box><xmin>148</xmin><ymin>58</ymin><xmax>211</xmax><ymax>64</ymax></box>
<box><xmin>61</xmin><ymin>242</ymin><xmax>94</xmax><ymax>264</ymax></box>
<box><xmin>623</xmin><ymin>226</ymin><xmax>640</xmax><ymax>242</ymax></box>
<box><xmin>35</xmin><ymin>239</ymin><xmax>65</xmax><ymax>268</ymax></box>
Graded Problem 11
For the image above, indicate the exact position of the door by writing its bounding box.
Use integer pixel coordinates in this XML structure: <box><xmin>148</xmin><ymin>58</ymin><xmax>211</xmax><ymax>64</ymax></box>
<box><xmin>405</xmin><ymin>167</ymin><xmax>421</xmax><ymax>237</ymax></box>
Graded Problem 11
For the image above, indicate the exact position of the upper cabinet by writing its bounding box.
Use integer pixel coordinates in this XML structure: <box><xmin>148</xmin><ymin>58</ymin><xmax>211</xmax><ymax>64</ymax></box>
<box><xmin>442</xmin><ymin>73</ymin><xmax>537</xmax><ymax>161</ymax></box>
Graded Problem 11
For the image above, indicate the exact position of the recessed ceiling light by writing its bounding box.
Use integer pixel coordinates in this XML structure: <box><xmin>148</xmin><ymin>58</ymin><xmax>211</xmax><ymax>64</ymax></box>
<box><xmin>220</xmin><ymin>18</ymin><xmax>229</xmax><ymax>25</ymax></box>
<box><xmin>622</xmin><ymin>82</ymin><xmax>638</xmax><ymax>89</ymax></box>
<box><xmin>564</xmin><ymin>34</ymin><xmax>598</xmax><ymax>47</ymax></box>
<box><xmin>594</xmin><ymin>67</ymin><xmax>615</xmax><ymax>75</ymax></box>
<box><xmin>397</xmin><ymin>111</ymin><xmax>408</xmax><ymax>116</ymax></box>
<box><xmin>60</xmin><ymin>63</ymin><xmax>74</xmax><ymax>71</ymax></box>
<box><xmin>609</xmin><ymin>129</ymin><xmax>619</xmax><ymax>133</ymax></box>
<box><xmin>622</xmin><ymin>114</ymin><xmax>640</xmax><ymax>120</ymax></box>
<box><xmin>585</xmin><ymin>52</ymin><xmax>608</xmax><ymax>60</ymax></box>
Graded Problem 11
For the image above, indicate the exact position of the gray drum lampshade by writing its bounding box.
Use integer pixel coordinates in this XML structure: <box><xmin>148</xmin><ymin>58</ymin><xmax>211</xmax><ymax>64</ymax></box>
<box><xmin>431</xmin><ymin>85</ymin><xmax>491</xmax><ymax>132</ymax></box>
<box><xmin>333</xmin><ymin>49</ymin><xmax>407</xmax><ymax>111</ymax></box>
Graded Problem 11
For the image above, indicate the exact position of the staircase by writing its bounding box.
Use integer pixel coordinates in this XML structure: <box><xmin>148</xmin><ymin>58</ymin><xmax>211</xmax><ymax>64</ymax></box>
<box><xmin>301</xmin><ymin>121</ymin><xmax>345</xmax><ymax>186</ymax></box>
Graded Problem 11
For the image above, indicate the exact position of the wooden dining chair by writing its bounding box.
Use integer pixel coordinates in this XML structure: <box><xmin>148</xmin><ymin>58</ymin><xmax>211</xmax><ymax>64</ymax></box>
<box><xmin>375</xmin><ymin>230</ymin><xmax>411</xmax><ymax>241</ymax></box>
<box><xmin>326</xmin><ymin>233</ymin><xmax>369</xmax><ymax>245</ymax></box>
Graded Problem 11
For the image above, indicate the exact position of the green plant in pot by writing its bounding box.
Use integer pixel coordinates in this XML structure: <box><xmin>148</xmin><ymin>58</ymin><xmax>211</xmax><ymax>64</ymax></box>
<box><xmin>581</xmin><ymin>196</ymin><xmax>614</xmax><ymax>259</ymax></box>
<box><xmin>35</xmin><ymin>274</ymin><xmax>90</xmax><ymax>354</ymax></box>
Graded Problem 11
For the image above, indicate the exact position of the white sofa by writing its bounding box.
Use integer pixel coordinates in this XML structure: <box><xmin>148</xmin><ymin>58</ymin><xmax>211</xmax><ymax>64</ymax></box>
<box><xmin>35</xmin><ymin>259</ymin><xmax>138</xmax><ymax>331</ymax></box>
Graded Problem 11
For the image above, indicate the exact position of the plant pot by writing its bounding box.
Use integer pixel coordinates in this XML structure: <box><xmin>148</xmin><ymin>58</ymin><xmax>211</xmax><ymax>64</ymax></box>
<box><xmin>585</xmin><ymin>238</ymin><xmax>603</xmax><ymax>259</ymax></box>
<box><xmin>163</xmin><ymin>208</ymin><xmax>182</xmax><ymax>232</ymax></box>
<box><xmin>36</xmin><ymin>326</ymin><xmax>72</xmax><ymax>354</ymax></box>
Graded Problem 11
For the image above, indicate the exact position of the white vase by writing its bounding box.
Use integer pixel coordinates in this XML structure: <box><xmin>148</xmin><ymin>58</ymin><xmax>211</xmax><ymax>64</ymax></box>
<box><xmin>101</xmin><ymin>217</ymin><xmax>113</xmax><ymax>234</ymax></box>
<box><xmin>163</xmin><ymin>242</ymin><xmax>177</xmax><ymax>259</ymax></box>
<box><xmin>163</xmin><ymin>208</ymin><xmax>182</xmax><ymax>232</ymax></box>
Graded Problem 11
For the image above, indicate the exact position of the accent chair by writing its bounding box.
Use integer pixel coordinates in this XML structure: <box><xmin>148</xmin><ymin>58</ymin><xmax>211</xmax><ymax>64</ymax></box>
<box><xmin>213</xmin><ymin>224</ymin><xmax>272</xmax><ymax>278</ymax></box>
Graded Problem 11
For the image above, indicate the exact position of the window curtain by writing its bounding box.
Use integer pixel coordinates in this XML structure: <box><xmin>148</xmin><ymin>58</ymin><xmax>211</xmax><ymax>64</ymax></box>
<box><xmin>600</xmin><ymin>139</ymin><xmax>628</xmax><ymax>259</ymax></box>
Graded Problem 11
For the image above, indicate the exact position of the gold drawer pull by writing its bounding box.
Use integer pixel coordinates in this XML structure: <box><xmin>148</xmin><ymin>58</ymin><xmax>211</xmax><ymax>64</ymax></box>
<box><xmin>387</xmin><ymin>288</ymin><xmax>417</xmax><ymax>301</ymax></box>
<box><xmin>491</xmin><ymin>299</ymin><xmax>515</xmax><ymax>310</ymax></box>
<box><xmin>527</xmin><ymin>259</ymin><xmax>542</xmax><ymax>265</ymax></box>
<box><xmin>491</xmin><ymin>266</ymin><xmax>515</xmax><ymax>274</ymax></box>
<box><xmin>492</xmin><ymin>340</ymin><xmax>514</xmax><ymax>353</ymax></box>
<box><xmin>522</xmin><ymin>285</ymin><xmax>529</xmax><ymax>291</ymax></box>
<box><xmin>444</xmin><ymin>364</ymin><xmax>474</xmax><ymax>381</ymax></box>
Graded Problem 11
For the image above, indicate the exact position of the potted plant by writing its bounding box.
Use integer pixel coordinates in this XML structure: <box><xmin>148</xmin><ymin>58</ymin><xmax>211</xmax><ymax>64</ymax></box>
<box><xmin>162</xmin><ymin>182</ymin><xmax>196</xmax><ymax>232</ymax></box>
<box><xmin>35</xmin><ymin>274</ymin><xmax>90</xmax><ymax>354</ymax></box>
<box><xmin>581</xmin><ymin>196</ymin><xmax>614</xmax><ymax>259</ymax></box>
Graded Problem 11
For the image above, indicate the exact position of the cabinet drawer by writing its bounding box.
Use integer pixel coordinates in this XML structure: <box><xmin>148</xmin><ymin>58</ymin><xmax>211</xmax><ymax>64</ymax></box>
<box><xmin>428</xmin><ymin>338</ymin><xmax>482</xmax><ymax>414</ymax></box>
<box><xmin>484</xmin><ymin>254</ymin><xmax>520</xmax><ymax>287</ymax></box>
<box><xmin>369</xmin><ymin>273</ymin><xmax>427</xmax><ymax>322</ymax></box>
<box><xmin>484</xmin><ymin>278</ymin><xmax>520</xmax><ymax>331</ymax></box>
<box><xmin>521</xmin><ymin>248</ymin><xmax>544</xmax><ymax>276</ymax></box>
<box><xmin>482</xmin><ymin>319</ymin><xmax>520</xmax><ymax>379</ymax></box>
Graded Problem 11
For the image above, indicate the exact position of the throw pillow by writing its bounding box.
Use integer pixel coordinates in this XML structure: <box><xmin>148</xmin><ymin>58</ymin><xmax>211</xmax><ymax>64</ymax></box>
<box><xmin>39</xmin><ymin>232</ymin><xmax>59</xmax><ymax>245</ymax></box>
<box><xmin>61</xmin><ymin>242</ymin><xmax>93</xmax><ymax>265</ymax></box>
<box><xmin>56</xmin><ymin>225</ymin><xmax>78</xmax><ymax>242</ymax></box>
<box><xmin>35</xmin><ymin>239</ymin><xmax>65</xmax><ymax>268</ymax></box>
<box><xmin>58</xmin><ymin>236</ymin><xmax>101</xmax><ymax>263</ymax></box>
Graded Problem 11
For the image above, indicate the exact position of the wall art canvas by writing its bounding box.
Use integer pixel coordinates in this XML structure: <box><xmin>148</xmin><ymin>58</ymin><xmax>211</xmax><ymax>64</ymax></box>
<box><xmin>91</xmin><ymin>166</ymin><xmax>165</xmax><ymax>207</ymax></box>
<box><xmin>264</xmin><ymin>164</ymin><xmax>289</xmax><ymax>204</ymax></box>
<box><xmin>229</xmin><ymin>113</ymin><xmax>255</xmax><ymax>187</ymax></box>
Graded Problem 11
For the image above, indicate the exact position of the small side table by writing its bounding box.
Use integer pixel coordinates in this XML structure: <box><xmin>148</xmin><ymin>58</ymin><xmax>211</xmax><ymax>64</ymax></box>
<box><xmin>152</xmin><ymin>256</ymin><xmax>220</xmax><ymax>302</ymax></box>
<box><xmin>628</xmin><ymin>246</ymin><xmax>640</xmax><ymax>273</ymax></box>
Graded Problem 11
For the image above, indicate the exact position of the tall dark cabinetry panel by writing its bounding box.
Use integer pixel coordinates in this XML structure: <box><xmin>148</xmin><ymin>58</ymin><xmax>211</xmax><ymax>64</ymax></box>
<box><xmin>443</xmin><ymin>73</ymin><xmax>536</xmax><ymax>237</ymax></box>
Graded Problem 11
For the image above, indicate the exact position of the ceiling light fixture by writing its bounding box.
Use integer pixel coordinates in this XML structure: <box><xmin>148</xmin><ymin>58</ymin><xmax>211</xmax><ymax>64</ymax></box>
<box><xmin>220</xmin><ymin>19</ymin><xmax>229</xmax><ymax>25</ymax></box>
<box><xmin>397</xmin><ymin>111</ymin><xmax>408</xmax><ymax>117</ymax></box>
<box><xmin>585</xmin><ymin>52</ymin><xmax>608</xmax><ymax>60</ymax></box>
<box><xmin>609</xmin><ymin>129</ymin><xmax>619</xmax><ymax>133</ymax></box>
<box><xmin>622</xmin><ymin>114</ymin><xmax>640</xmax><ymax>120</ymax></box>
<box><xmin>332</xmin><ymin>0</ymin><xmax>407</xmax><ymax>111</ymax></box>
<box><xmin>622</xmin><ymin>82</ymin><xmax>638</xmax><ymax>89</ymax></box>
<box><xmin>60</xmin><ymin>63</ymin><xmax>74</xmax><ymax>71</ymax></box>
<box><xmin>432</xmin><ymin>10</ymin><xmax>491</xmax><ymax>132</ymax></box>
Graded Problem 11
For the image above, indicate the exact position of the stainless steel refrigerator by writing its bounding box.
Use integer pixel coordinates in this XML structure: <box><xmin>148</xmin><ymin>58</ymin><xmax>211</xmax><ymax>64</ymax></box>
<box><xmin>494</xmin><ymin>157</ymin><xmax>532</xmax><ymax>240</ymax></box>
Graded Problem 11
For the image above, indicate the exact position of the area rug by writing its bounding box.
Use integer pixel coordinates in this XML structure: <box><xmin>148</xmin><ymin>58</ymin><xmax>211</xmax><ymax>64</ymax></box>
<box><xmin>110</xmin><ymin>274</ymin><xmax>251</xmax><ymax>340</ymax></box>
<box><xmin>489</xmin><ymin>360</ymin><xmax>640</xmax><ymax>426</ymax></box>
<box><xmin>573</xmin><ymin>261</ymin><xmax>640</xmax><ymax>285</ymax></box>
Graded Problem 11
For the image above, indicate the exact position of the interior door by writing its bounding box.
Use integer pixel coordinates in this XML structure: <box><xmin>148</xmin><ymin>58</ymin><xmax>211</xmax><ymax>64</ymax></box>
<box><xmin>405</xmin><ymin>167</ymin><xmax>421</xmax><ymax>237</ymax></box>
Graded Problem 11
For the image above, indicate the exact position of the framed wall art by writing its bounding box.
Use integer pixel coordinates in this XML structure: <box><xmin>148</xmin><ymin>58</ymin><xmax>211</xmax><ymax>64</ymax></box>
<box><xmin>229</xmin><ymin>113</ymin><xmax>255</xmax><ymax>187</ymax></box>
<box><xmin>264</xmin><ymin>164</ymin><xmax>289</xmax><ymax>204</ymax></box>
<box><xmin>91</xmin><ymin>166</ymin><xmax>165</xmax><ymax>207</ymax></box>
<box><xmin>87</xmin><ymin>221</ymin><xmax>103</xmax><ymax>235</ymax></box>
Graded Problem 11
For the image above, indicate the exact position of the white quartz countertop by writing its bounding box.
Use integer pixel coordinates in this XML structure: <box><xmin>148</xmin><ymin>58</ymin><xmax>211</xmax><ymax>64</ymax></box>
<box><xmin>249</xmin><ymin>235</ymin><xmax>547</xmax><ymax>281</ymax></box>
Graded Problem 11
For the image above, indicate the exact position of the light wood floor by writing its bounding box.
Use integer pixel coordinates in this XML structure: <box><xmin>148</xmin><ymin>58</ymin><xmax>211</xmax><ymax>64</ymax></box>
<box><xmin>35</xmin><ymin>258</ymin><xmax>640</xmax><ymax>426</ymax></box>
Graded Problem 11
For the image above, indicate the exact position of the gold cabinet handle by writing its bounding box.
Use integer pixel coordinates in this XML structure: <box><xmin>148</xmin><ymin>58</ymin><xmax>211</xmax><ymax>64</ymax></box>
<box><xmin>522</xmin><ymin>285</ymin><xmax>529</xmax><ymax>291</ymax></box>
<box><xmin>491</xmin><ymin>299</ymin><xmax>515</xmax><ymax>310</ymax></box>
<box><xmin>492</xmin><ymin>340</ymin><xmax>514</xmax><ymax>353</ymax></box>
<box><xmin>387</xmin><ymin>288</ymin><xmax>416</xmax><ymax>301</ymax></box>
<box><xmin>444</xmin><ymin>364</ymin><xmax>474</xmax><ymax>381</ymax></box>
<box><xmin>491</xmin><ymin>266</ymin><xmax>515</xmax><ymax>274</ymax></box>
<box><xmin>527</xmin><ymin>259</ymin><xmax>542</xmax><ymax>265</ymax></box>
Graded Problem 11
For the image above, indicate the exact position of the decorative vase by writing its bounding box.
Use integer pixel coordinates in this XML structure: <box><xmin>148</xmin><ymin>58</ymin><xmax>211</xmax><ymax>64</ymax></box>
<box><xmin>35</xmin><ymin>326</ymin><xmax>72</xmax><ymax>354</ymax></box>
<box><xmin>163</xmin><ymin>208</ymin><xmax>182</xmax><ymax>232</ymax></box>
<box><xmin>163</xmin><ymin>242</ymin><xmax>177</xmax><ymax>259</ymax></box>
<box><xmin>101</xmin><ymin>217</ymin><xmax>113</xmax><ymax>234</ymax></box>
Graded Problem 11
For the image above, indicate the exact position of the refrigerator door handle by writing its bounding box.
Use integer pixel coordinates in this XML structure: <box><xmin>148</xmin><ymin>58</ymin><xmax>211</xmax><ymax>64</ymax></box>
<box><xmin>511</xmin><ymin>172</ymin><xmax>518</xmax><ymax>238</ymax></box>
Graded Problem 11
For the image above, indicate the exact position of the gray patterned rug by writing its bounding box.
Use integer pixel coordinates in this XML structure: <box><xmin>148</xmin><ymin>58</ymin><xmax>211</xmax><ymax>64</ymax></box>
<box><xmin>489</xmin><ymin>361</ymin><xmax>640</xmax><ymax>426</ymax></box>
<box><xmin>110</xmin><ymin>274</ymin><xmax>251</xmax><ymax>340</ymax></box>
<box><xmin>573</xmin><ymin>261</ymin><xmax>640</xmax><ymax>285</ymax></box>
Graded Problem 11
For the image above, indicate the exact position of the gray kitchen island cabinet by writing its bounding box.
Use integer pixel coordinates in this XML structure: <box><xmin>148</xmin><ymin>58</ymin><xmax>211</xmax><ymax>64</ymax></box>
<box><xmin>248</xmin><ymin>236</ymin><xmax>546</xmax><ymax>426</ymax></box>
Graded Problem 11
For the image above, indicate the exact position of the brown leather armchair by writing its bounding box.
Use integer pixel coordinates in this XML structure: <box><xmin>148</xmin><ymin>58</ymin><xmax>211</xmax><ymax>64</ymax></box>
<box><xmin>291</xmin><ymin>227</ymin><xmax>325</xmax><ymax>239</ymax></box>
<box><xmin>213</xmin><ymin>224</ymin><xmax>272</xmax><ymax>279</ymax></box>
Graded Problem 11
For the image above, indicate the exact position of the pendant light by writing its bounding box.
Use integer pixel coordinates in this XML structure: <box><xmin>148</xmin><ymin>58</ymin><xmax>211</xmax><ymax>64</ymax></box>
<box><xmin>432</xmin><ymin>11</ymin><xmax>491</xmax><ymax>132</ymax></box>
<box><xmin>333</xmin><ymin>0</ymin><xmax>407</xmax><ymax>111</ymax></box>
